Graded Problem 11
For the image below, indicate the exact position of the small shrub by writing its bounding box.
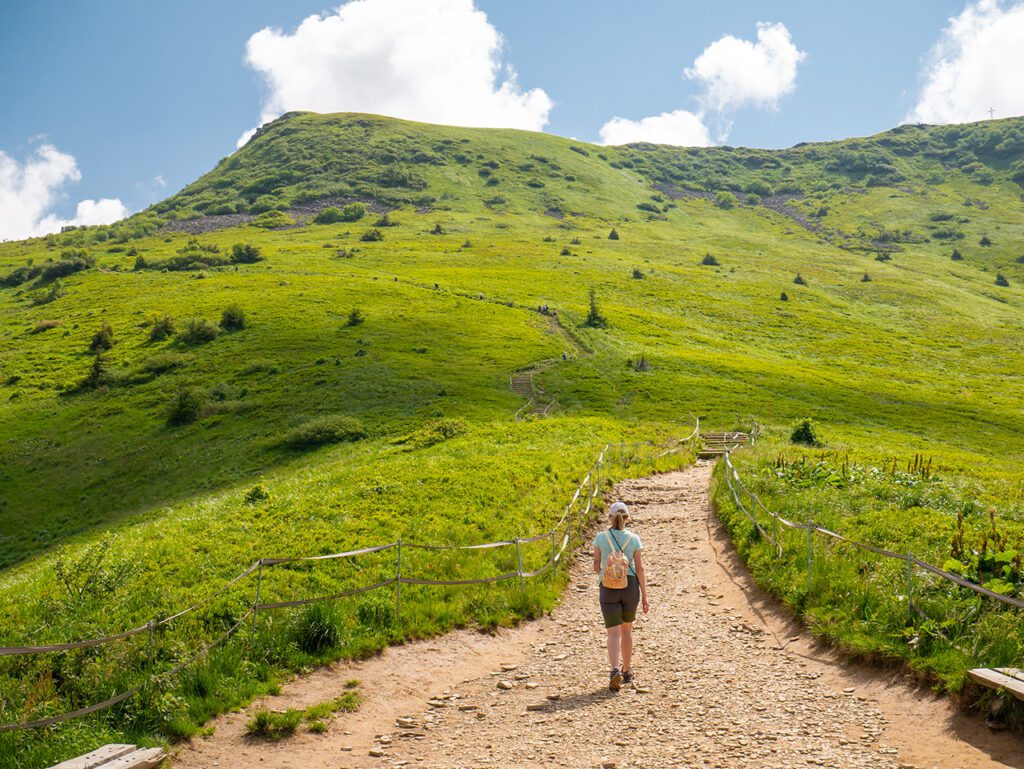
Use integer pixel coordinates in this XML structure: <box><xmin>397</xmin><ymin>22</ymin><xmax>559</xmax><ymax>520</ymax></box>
<box><xmin>584</xmin><ymin>287</ymin><xmax>607</xmax><ymax>328</ymax></box>
<box><xmin>951</xmin><ymin>249</ymin><xmax>964</xmax><ymax>261</ymax></box>
<box><xmin>345</xmin><ymin>307</ymin><xmax>365</xmax><ymax>327</ymax></box>
<box><xmin>570</xmin><ymin>237</ymin><xmax>581</xmax><ymax>245</ymax></box>
<box><xmin>400</xmin><ymin>417</ymin><xmax>468</xmax><ymax>450</ymax></box>
<box><xmin>360</xmin><ymin>228</ymin><xmax>384</xmax><ymax>242</ymax></box>
<box><xmin>31</xmin><ymin>319</ymin><xmax>61</xmax><ymax>334</ymax></box>
<box><xmin>250</xmin><ymin>210</ymin><xmax>295</xmax><ymax>229</ymax></box>
<box><xmin>632</xmin><ymin>267</ymin><xmax>645</xmax><ymax>279</ymax></box>
<box><xmin>246</xmin><ymin>708</ymin><xmax>302</xmax><ymax>741</ymax></box>
<box><xmin>282</xmin><ymin>415</ymin><xmax>368</xmax><ymax>449</ymax></box>
<box><xmin>167</xmin><ymin>387</ymin><xmax>206</xmax><ymax>426</ymax></box>
<box><xmin>701</xmin><ymin>253</ymin><xmax>720</xmax><ymax>266</ymax></box>
<box><xmin>220</xmin><ymin>304</ymin><xmax>247</xmax><ymax>331</ymax></box>
<box><xmin>148</xmin><ymin>315</ymin><xmax>175</xmax><ymax>342</ymax></box>
<box><xmin>294</xmin><ymin>602</ymin><xmax>344</xmax><ymax>653</ymax></box>
<box><xmin>431</xmin><ymin>223</ymin><xmax>446</xmax><ymax>235</ymax></box>
<box><xmin>793</xmin><ymin>273</ymin><xmax>807</xmax><ymax>286</ymax></box>
<box><xmin>139</xmin><ymin>353</ymin><xmax>186</xmax><ymax>375</ymax></box>
<box><xmin>314</xmin><ymin>206</ymin><xmax>345</xmax><ymax>224</ymax></box>
<box><xmin>90</xmin><ymin>322</ymin><xmax>114</xmax><ymax>352</ymax></box>
<box><xmin>560</xmin><ymin>247</ymin><xmax>571</xmax><ymax>256</ymax></box>
<box><xmin>980</xmin><ymin>234</ymin><xmax>992</xmax><ymax>246</ymax></box>
<box><xmin>714</xmin><ymin>191</ymin><xmax>737</xmax><ymax>210</ymax></box>
<box><xmin>608</xmin><ymin>228</ymin><xmax>619</xmax><ymax>240</ymax></box>
<box><xmin>861</xmin><ymin>273</ymin><xmax>872</xmax><ymax>282</ymax></box>
<box><xmin>374</xmin><ymin>213</ymin><xmax>397</xmax><ymax>227</ymax></box>
<box><xmin>790</xmin><ymin>418</ymin><xmax>821</xmax><ymax>446</ymax></box>
<box><xmin>230</xmin><ymin>243</ymin><xmax>262</xmax><ymax>264</ymax></box>
<box><xmin>178</xmin><ymin>318</ymin><xmax>219</xmax><ymax>345</ymax></box>
<box><xmin>779</xmin><ymin>292</ymin><xmax>788</xmax><ymax>301</ymax></box>
<box><xmin>995</xmin><ymin>273</ymin><xmax>1010</xmax><ymax>287</ymax></box>
<box><xmin>80</xmin><ymin>353</ymin><xmax>114</xmax><ymax>390</ymax></box>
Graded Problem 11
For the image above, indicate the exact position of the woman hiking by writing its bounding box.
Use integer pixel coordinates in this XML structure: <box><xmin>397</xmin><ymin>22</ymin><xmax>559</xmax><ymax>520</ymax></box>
<box><xmin>593</xmin><ymin>501</ymin><xmax>648</xmax><ymax>690</ymax></box>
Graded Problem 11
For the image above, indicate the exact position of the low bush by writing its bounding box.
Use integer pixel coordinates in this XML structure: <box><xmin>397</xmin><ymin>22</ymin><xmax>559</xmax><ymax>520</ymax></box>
<box><xmin>148</xmin><ymin>315</ymin><xmax>175</xmax><ymax>342</ymax></box>
<box><xmin>861</xmin><ymin>273</ymin><xmax>872</xmax><ymax>282</ymax></box>
<box><xmin>714</xmin><ymin>191</ymin><xmax>738</xmax><ymax>210</ymax></box>
<box><xmin>220</xmin><ymin>304</ymin><xmax>247</xmax><ymax>331</ymax></box>
<box><xmin>608</xmin><ymin>228</ymin><xmax>619</xmax><ymax>240</ymax></box>
<box><xmin>360</xmin><ymin>229</ymin><xmax>384</xmax><ymax>242</ymax></box>
<box><xmin>793</xmin><ymin>273</ymin><xmax>807</xmax><ymax>286</ymax></box>
<box><xmin>701</xmin><ymin>253</ymin><xmax>720</xmax><ymax>266</ymax></box>
<box><xmin>138</xmin><ymin>353</ymin><xmax>187</xmax><ymax>375</ymax></box>
<box><xmin>398</xmin><ymin>417</ymin><xmax>467</xmax><ymax>450</ymax></box>
<box><xmin>31</xmin><ymin>319</ymin><xmax>60</xmax><ymax>334</ymax></box>
<box><xmin>230</xmin><ymin>243</ymin><xmax>262</xmax><ymax>264</ymax></box>
<box><xmin>980</xmin><ymin>234</ymin><xmax>992</xmax><ymax>246</ymax></box>
<box><xmin>244</xmin><ymin>485</ymin><xmax>270</xmax><ymax>506</ymax></box>
<box><xmin>346</xmin><ymin>307</ymin><xmax>365</xmax><ymax>327</ymax></box>
<box><xmin>431</xmin><ymin>223</ymin><xmax>446</xmax><ymax>235</ymax></box>
<box><xmin>995</xmin><ymin>273</ymin><xmax>1009</xmax><ymax>287</ymax></box>
<box><xmin>632</xmin><ymin>267</ymin><xmax>645</xmax><ymax>279</ymax></box>
<box><xmin>178</xmin><ymin>318</ymin><xmax>219</xmax><ymax>345</ymax></box>
<box><xmin>374</xmin><ymin>213</ymin><xmax>397</xmax><ymax>227</ymax></box>
<box><xmin>314</xmin><ymin>206</ymin><xmax>345</xmax><ymax>224</ymax></box>
<box><xmin>90</xmin><ymin>322</ymin><xmax>114</xmax><ymax>352</ymax></box>
<box><xmin>779</xmin><ymin>292</ymin><xmax>788</xmax><ymax>301</ymax></box>
<box><xmin>282</xmin><ymin>415</ymin><xmax>368</xmax><ymax>449</ymax></box>
<box><xmin>790</xmin><ymin>418</ymin><xmax>821</xmax><ymax>446</ymax></box>
<box><xmin>250</xmin><ymin>210</ymin><xmax>295</xmax><ymax>229</ymax></box>
<box><xmin>167</xmin><ymin>387</ymin><xmax>206</xmax><ymax>426</ymax></box>
<box><xmin>951</xmin><ymin>249</ymin><xmax>964</xmax><ymax>261</ymax></box>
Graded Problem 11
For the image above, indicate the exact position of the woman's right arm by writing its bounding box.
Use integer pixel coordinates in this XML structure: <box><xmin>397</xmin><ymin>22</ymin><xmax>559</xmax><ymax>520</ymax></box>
<box><xmin>593</xmin><ymin>546</ymin><xmax>602</xmax><ymax>574</ymax></box>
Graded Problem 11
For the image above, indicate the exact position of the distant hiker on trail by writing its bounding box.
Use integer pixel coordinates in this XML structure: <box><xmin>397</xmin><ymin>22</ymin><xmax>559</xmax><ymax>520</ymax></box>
<box><xmin>593</xmin><ymin>501</ymin><xmax>648</xmax><ymax>691</ymax></box>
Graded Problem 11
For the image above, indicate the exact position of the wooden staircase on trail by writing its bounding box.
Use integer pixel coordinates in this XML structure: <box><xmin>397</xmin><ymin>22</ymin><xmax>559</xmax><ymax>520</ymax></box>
<box><xmin>699</xmin><ymin>431</ymin><xmax>749</xmax><ymax>459</ymax></box>
<box><xmin>48</xmin><ymin>744</ymin><xmax>165</xmax><ymax>769</ymax></box>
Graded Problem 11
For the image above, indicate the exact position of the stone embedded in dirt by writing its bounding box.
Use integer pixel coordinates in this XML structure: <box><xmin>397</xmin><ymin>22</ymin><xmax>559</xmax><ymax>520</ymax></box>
<box><xmin>553</xmin><ymin>653</ymin><xmax>568</xmax><ymax>661</ymax></box>
<box><xmin>368</xmin><ymin>748</ymin><xmax>385</xmax><ymax>757</ymax></box>
<box><xmin>396</xmin><ymin>717</ymin><xmax>416</xmax><ymax>728</ymax></box>
<box><xmin>458</xmin><ymin>704</ymin><xmax>479</xmax><ymax>711</ymax></box>
<box><xmin>427</xmin><ymin>699</ymin><xmax>446</xmax><ymax>708</ymax></box>
<box><xmin>546</xmin><ymin>693</ymin><xmax>561</xmax><ymax>701</ymax></box>
<box><xmin>500</xmin><ymin>663</ymin><xmax>519</xmax><ymax>671</ymax></box>
<box><xmin>497</xmin><ymin>680</ymin><xmax>515</xmax><ymax>690</ymax></box>
<box><xmin>525</xmin><ymin>682</ymin><xmax>539</xmax><ymax>689</ymax></box>
<box><xmin>526</xmin><ymin>703</ymin><xmax>547</xmax><ymax>711</ymax></box>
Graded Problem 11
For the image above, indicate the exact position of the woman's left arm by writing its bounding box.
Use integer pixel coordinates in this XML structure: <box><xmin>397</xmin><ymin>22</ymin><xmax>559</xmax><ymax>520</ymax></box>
<box><xmin>593</xmin><ymin>546</ymin><xmax>602</xmax><ymax>575</ymax></box>
<box><xmin>634</xmin><ymin>550</ymin><xmax>649</xmax><ymax>613</ymax></box>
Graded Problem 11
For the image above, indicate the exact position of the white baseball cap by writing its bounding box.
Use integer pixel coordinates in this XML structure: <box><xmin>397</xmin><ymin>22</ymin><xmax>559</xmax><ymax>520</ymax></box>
<box><xmin>608</xmin><ymin>501</ymin><xmax>629</xmax><ymax>517</ymax></box>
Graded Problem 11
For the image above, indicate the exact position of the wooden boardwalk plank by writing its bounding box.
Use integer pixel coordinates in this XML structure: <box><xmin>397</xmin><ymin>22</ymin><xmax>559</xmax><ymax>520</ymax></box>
<box><xmin>968</xmin><ymin>668</ymin><xmax>1024</xmax><ymax>701</ymax></box>
<box><xmin>99</xmin><ymin>748</ymin><xmax>165</xmax><ymax>769</ymax></box>
<box><xmin>48</xmin><ymin>745</ymin><xmax>137</xmax><ymax>769</ymax></box>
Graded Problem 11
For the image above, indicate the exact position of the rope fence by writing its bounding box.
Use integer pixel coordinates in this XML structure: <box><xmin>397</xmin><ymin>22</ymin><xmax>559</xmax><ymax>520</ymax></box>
<box><xmin>720</xmin><ymin>447</ymin><xmax>1024</xmax><ymax>628</ymax></box>
<box><xmin>0</xmin><ymin>422</ymin><xmax>699</xmax><ymax>733</ymax></box>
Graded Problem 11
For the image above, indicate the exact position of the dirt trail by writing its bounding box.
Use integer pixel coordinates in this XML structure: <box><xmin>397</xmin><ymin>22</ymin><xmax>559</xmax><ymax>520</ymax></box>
<box><xmin>174</xmin><ymin>463</ymin><xmax>1024</xmax><ymax>769</ymax></box>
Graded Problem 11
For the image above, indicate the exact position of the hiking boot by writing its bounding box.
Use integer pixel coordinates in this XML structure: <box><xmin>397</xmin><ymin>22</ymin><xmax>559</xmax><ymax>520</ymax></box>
<box><xmin>609</xmin><ymin>668</ymin><xmax>622</xmax><ymax>691</ymax></box>
<box><xmin>622</xmin><ymin>669</ymin><xmax>634</xmax><ymax>685</ymax></box>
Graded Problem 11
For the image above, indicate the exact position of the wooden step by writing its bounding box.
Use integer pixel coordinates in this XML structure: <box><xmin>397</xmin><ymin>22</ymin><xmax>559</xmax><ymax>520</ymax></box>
<box><xmin>49</xmin><ymin>745</ymin><xmax>137</xmax><ymax>769</ymax></box>
<box><xmin>967</xmin><ymin>668</ymin><xmax>1024</xmax><ymax>701</ymax></box>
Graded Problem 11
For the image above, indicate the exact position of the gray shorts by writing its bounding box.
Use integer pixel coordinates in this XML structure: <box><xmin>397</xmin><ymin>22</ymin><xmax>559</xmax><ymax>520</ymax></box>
<box><xmin>599</xmin><ymin>576</ymin><xmax>640</xmax><ymax>628</ymax></box>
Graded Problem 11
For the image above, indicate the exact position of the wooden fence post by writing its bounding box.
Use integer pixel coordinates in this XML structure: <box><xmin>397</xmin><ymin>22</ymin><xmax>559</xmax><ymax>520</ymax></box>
<box><xmin>396</xmin><ymin>539</ymin><xmax>403</xmax><ymax>621</ymax></box>
<box><xmin>515</xmin><ymin>538</ymin><xmax>525</xmax><ymax>595</ymax></box>
<box><xmin>806</xmin><ymin>524</ymin><xmax>814</xmax><ymax>596</ymax></box>
<box><xmin>906</xmin><ymin>552</ymin><xmax>914</xmax><ymax>623</ymax></box>
<box><xmin>251</xmin><ymin>560</ymin><xmax>263</xmax><ymax>645</ymax></box>
<box><xmin>549</xmin><ymin>530</ymin><xmax>557</xmax><ymax>584</ymax></box>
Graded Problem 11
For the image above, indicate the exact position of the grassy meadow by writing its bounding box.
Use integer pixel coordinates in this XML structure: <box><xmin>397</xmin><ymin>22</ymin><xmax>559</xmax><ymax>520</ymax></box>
<box><xmin>1</xmin><ymin>112</ymin><xmax>1024</xmax><ymax>764</ymax></box>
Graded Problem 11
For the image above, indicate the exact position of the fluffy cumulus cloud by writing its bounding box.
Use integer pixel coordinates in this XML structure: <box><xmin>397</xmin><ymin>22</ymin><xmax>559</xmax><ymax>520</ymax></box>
<box><xmin>685</xmin><ymin>22</ymin><xmax>806</xmax><ymax>113</ymax></box>
<box><xmin>239</xmin><ymin>0</ymin><xmax>552</xmax><ymax>146</ymax></box>
<box><xmin>0</xmin><ymin>143</ymin><xmax>127</xmax><ymax>241</ymax></box>
<box><xmin>598</xmin><ymin>21</ymin><xmax>805</xmax><ymax>147</ymax></box>
<box><xmin>908</xmin><ymin>0</ymin><xmax>1024</xmax><ymax>124</ymax></box>
<box><xmin>598</xmin><ymin>109</ymin><xmax>712</xmax><ymax>147</ymax></box>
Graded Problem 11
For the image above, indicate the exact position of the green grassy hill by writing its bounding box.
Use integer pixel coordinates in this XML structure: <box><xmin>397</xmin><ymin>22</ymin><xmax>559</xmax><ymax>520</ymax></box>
<box><xmin>2</xmin><ymin>112</ymin><xmax>1024</xmax><ymax>765</ymax></box>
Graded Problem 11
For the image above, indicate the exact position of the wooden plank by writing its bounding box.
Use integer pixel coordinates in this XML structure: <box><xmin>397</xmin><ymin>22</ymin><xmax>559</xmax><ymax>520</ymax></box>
<box><xmin>97</xmin><ymin>748</ymin><xmax>165</xmax><ymax>769</ymax></box>
<box><xmin>994</xmin><ymin>667</ymin><xmax>1024</xmax><ymax>683</ymax></box>
<box><xmin>48</xmin><ymin>745</ymin><xmax>137</xmax><ymax>769</ymax></box>
<box><xmin>968</xmin><ymin>668</ymin><xmax>1024</xmax><ymax>701</ymax></box>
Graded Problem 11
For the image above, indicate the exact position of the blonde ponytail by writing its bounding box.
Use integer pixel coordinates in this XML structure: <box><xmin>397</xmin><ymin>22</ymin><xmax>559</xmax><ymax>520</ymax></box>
<box><xmin>608</xmin><ymin>500</ymin><xmax>630</xmax><ymax>530</ymax></box>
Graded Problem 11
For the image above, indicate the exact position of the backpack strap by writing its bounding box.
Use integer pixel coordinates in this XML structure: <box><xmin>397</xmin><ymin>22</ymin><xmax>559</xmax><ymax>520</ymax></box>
<box><xmin>607</xmin><ymin>528</ymin><xmax>625</xmax><ymax>552</ymax></box>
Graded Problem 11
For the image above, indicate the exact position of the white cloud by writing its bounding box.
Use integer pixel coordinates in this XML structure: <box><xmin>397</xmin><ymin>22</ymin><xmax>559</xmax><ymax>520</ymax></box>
<box><xmin>598</xmin><ymin>21</ymin><xmax>804</xmax><ymax>147</ymax></box>
<box><xmin>598</xmin><ymin>109</ymin><xmax>713</xmax><ymax>147</ymax></box>
<box><xmin>239</xmin><ymin>0</ymin><xmax>553</xmax><ymax>147</ymax></box>
<box><xmin>0</xmin><ymin>143</ymin><xmax>128</xmax><ymax>241</ymax></box>
<box><xmin>685</xmin><ymin>21</ymin><xmax>806</xmax><ymax>113</ymax></box>
<box><xmin>907</xmin><ymin>0</ymin><xmax>1024</xmax><ymax>124</ymax></box>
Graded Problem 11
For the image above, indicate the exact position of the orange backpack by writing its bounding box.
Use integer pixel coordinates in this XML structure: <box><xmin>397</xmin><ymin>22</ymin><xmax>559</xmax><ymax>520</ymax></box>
<box><xmin>601</xmin><ymin>529</ymin><xmax>630</xmax><ymax>589</ymax></box>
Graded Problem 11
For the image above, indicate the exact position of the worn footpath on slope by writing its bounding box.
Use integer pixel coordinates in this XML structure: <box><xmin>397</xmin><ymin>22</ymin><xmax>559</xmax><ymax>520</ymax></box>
<box><xmin>174</xmin><ymin>462</ymin><xmax>1024</xmax><ymax>769</ymax></box>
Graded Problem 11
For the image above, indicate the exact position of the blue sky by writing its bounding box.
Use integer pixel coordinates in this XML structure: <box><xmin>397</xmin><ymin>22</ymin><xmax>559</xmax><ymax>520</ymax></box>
<box><xmin>2</xmin><ymin>0</ymin><xmax>1022</xmax><ymax>240</ymax></box>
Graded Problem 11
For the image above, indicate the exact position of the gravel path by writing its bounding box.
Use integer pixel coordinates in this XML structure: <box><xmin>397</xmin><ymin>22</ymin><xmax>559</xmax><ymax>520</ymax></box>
<box><xmin>174</xmin><ymin>462</ymin><xmax>1024</xmax><ymax>769</ymax></box>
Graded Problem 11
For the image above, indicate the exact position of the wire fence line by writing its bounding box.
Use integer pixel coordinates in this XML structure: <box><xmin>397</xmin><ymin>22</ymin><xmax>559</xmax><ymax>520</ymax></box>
<box><xmin>0</xmin><ymin>423</ymin><xmax>699</xmax><ymax>733</ymax></box>
<box><xmin>720</xmin><ymin>448</ymin><xmax>1024</xmax><ymax>621</ymax></box>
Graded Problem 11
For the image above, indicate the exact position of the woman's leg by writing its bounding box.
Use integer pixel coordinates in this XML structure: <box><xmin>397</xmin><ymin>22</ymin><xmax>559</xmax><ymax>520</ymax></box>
<box><xmin>606</xmin><ymin>624</ymin><xmax>621</xmax><ymax>669</ymax></box>
<box><xmin>620</xmin><ymin>622</ymin><xmax>633</xmax><ymax>672</ymax></box>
